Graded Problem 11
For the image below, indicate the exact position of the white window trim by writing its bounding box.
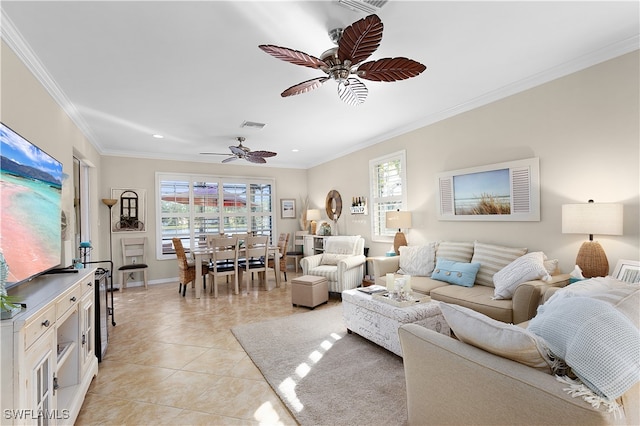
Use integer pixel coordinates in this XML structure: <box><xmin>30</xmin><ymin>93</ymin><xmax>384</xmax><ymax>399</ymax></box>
<box><xmin>155</xmin><ymin>172</ymin><xmax>276</xmax><ymax>260</ymax></box>
<box><xmin>369</xmin><ymin>150</ymin><xmax>407</xmax><ymax>243</ymax></box>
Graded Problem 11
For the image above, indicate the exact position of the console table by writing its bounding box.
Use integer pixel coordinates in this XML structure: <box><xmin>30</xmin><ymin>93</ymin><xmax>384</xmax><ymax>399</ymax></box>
<box><xmin>1</xmin><ymin>268</ymin><xmax>98</xmax><ymax>425</ymax></box>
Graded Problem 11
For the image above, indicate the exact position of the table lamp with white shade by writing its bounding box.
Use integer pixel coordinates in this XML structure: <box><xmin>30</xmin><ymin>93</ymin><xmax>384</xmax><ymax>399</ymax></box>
<box><xmin>386</xmin><ymin>210</ymin><xmax>412</xmax><ymax>255</ymax></box>
<box><xmin>306</xmin><ymin>209</ymin><xmax>321</xmax><ymax>235</ymax></box>
<box><xmin>562</xmin><ymin>199</ymin><xmax>623</xmax><ymax>278</ymax></box>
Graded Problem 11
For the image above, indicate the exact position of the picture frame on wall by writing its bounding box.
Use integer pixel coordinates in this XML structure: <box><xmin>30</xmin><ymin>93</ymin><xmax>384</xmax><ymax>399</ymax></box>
<box><xmin>436</xmin><ymin>157</ymin><xmax>540</xmax><ymax>221</ymax></box>
<box><xmin>111</xmin><ymin>188</ymin><xmax>146</xmax><ymax>232</ymax></box>
<box><xmin>612</xmin><ymin>259</ymin><xmax>640</xmax><ymax>283</ymax></box>
<box><xmin>281</xmin><ymin>199</ymin><xmax>296</xmax><ymax>219</ymax></box>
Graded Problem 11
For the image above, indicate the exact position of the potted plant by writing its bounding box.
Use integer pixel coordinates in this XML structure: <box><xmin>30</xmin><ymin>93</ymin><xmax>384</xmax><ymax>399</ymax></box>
<box><xmin>0</xmin><ymin>250</ymin><xmax>21</xmax><ymax>320</ymax></box>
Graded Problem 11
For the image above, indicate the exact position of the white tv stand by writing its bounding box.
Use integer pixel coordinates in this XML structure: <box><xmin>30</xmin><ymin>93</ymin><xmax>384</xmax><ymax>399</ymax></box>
<box><xmin>1</xmin><ymin>268</ymin><xmax>98</xmax><ymax>425</ymax></box>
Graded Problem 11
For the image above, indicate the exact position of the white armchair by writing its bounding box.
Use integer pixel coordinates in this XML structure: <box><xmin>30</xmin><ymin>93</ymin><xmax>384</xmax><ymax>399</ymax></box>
<box><xmin>300</xmin><ymin>236</ymin><xmax>366</xmax><ymax>293</ymax></box>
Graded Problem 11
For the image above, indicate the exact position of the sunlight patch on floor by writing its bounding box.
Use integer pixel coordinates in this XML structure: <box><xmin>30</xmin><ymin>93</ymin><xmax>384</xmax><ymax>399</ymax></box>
<box><xmin>277</xmin><ymin>331</ymin><xmax>343</xmax><ymax>413</ymax></box>
<box><xmin>254</xmin><ymin>401</ymin><xmax>285</xmax><ymax>426</ymax></box>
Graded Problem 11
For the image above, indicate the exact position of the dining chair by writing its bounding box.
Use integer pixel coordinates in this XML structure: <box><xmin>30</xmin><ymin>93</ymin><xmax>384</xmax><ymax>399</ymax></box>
<box><xmin>118</xmin><ymin>237</ymin><xmax>148</xmax><ymax>290</ymax></box>
<box><xmin>286</xmin><ymin>230</ymin><xmax>308</xmax><ymax>273</ymax></box>
<box><xmin>207</xmin><ymin>235</ymin><xmax>240</xmax><ymax>297</ymax></box>
<box><xmin>172</xmin><ymin>237</ymin><xmax>209</xmax><ymax>297</ymax></box>
<box><xmin>238</xmin><ymin>235</ymin><xmax>270</xmax><ymax>293</ymax></box>
<box><xmin>268</xmin><ymin>232</ymin><xmax>290</xmax><ymax>282</ymax></box>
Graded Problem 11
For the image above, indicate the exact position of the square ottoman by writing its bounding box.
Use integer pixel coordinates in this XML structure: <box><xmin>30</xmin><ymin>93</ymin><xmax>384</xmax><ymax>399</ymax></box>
<box><xmin>291</xmin><ymin>275</ymin><xmax>329</xmax><ymax>309</ymax></box>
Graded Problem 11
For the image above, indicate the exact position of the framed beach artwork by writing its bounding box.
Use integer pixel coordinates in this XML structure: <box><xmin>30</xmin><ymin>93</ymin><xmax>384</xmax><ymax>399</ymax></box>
<box><xmin>436</xmin><ymin>157</ymin><xmax>540</xmax><ymax>221</ymax></box>
<box><xmin>280</xmin><ymin>199</ymin><xmax>296</xmax><ymax>219</ymax></box>
<box><xmin>111</xmin><ymin>188</ymin><xmax>146</xmax><ymax>232</ymax></box>
<box><xmin>612</xmin><ymin>259</ymin><xmax>640</xmax><ymax>284</ymax></box>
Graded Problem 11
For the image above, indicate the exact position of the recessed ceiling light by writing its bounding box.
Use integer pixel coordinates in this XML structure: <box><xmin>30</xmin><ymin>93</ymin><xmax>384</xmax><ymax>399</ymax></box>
<box><xmin>292</xmin><ymin>149</ymin><xmax>299</xmax><ymax>152</ymax></box>
<box><xmin>152</xmin><ymin>134</ymin><xmax>164</xmax><ymax>139</ymax></box>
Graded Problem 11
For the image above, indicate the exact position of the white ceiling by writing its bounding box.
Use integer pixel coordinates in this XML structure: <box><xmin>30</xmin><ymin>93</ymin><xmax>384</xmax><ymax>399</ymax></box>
<box><xmin>2</xmin><ymin>1</ymin><xmax>638</xmax><ymax>169</ymax></box>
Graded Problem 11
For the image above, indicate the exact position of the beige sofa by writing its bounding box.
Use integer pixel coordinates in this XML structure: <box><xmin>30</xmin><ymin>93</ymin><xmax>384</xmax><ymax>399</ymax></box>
<box><xmin>372</xmin><ymin>243</ymin><xmax>569</xmax><ymax>324</ymax></box>
<box><xmin>398</xmin><ymin>323</ymin><xmax>638</xmax><ymax>425</ymax></box>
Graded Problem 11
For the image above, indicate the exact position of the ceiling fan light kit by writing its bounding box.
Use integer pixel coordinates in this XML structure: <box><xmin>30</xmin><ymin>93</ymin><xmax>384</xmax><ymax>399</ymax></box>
<box><xmin>259</xmin><ymin>14</ymin><xmax>426</xmax><ymax>106</ymax></box>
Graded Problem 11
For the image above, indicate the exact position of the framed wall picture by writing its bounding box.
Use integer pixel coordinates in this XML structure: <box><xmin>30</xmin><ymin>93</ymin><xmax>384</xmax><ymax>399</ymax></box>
<box><xmin>280</xmin><ymin>199</ymin><xmax>296</xmax><ymax>219</ymax></box>
<box><xmin>111</xmin><ymin>188</ymin><xmax>146</xmax><ymax>232</ymax></box>
<box><xmin>436</xmin><ymin>157</ymin><xmax>540</xmax><ymax>221</ymax></box>
<box><xmin>612</xmin><ymin>259</ymin><xmax>640</xmax><ymax>283</ymax></box>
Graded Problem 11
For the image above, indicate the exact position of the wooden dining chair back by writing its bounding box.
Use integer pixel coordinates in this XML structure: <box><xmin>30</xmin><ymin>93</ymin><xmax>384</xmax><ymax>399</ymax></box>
<box><xmin>268</xmin><ymin>232</ymin><xmax>290</xmax><ymax>282</ymax></box>
<box><xmin>207</xmin><ymin>235</ymin><xmax>240</xmax><ymax>298</ymax></box>
<box><xmin>172</xmin><ymin>237</ymin><xmax>209</xmax><ymax>297</ymax></box>
<box><xmin>239</xmin><ymin>235</ymin><xmax>270</xmax><ymax>293</ymax></box>
<box><xmin>286</xmin><ymin>230</ymin><xmax>308</xmax><ymax>273</ymax></box>
<box><xmin>118</xmin><ymin>237</ymin><xmax>149</xmax><ymax>290</ymax></box>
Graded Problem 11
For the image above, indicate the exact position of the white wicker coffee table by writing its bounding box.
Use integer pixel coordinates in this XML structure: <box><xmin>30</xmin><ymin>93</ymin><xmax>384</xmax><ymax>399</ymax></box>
<box><xmin>342</xmin><ymin>288</ymin><xmax>450</xmax><ymax>357</ymax></box>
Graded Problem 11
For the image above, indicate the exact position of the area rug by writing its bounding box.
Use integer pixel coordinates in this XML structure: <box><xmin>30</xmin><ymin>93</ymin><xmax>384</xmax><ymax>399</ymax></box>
<box><xmin>231</xmin><ymin>305</ymin><xmax>407</xmax><ymax>426</ymax></box>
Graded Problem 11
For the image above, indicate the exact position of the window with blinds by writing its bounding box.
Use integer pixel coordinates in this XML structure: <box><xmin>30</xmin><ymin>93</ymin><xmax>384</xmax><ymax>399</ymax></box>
<box><xmin>156</xmin><ymin>173</ymin><xmax>274</xmax><ymax>259</ymax></box>
<box><xmin>369</xmin><ymin>150</ymin><xmax>407</xmax><ymax>241</ymax></box>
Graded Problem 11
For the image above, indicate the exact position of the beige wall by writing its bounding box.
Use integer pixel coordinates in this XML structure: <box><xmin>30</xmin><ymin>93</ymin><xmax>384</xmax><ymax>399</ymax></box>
<box><xmin>1</xmin><ymin>41</ymin><xmax>103</xmax><ymax>263</ymax></box>
<box><xmin>308</xmin><ymin>51</ymin><xmax>640</xmax><ymax>274</ymax></box>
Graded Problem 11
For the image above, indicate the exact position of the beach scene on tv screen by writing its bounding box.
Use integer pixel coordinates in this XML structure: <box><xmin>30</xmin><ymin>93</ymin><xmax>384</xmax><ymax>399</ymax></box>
<box><xmin>1</xmin><ymin>124</ymin><xmax>63</xmax><ymax>284</ymax></box>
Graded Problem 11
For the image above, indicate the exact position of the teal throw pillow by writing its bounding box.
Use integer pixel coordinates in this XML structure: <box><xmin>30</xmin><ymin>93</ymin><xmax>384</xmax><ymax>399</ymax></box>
<box><xmin>432</xmin><ymin>259</ymin><xmax>481</xmax><ymax>287</ymax></box>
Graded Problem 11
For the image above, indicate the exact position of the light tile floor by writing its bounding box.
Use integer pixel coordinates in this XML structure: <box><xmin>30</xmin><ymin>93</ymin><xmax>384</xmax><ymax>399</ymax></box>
<box><xmin>76</xmin><ymin>271</ymin><xmax>339</xmax><ymax>425</ymax></box>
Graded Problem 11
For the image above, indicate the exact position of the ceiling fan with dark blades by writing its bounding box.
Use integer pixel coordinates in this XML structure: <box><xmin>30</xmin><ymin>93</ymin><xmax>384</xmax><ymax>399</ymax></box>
<box><xmin>259</xmin><ymin>14</ymin><xmax>426</xmax><ymax>106</ymax></box>
<box><xmin>201</xmin><ymin>137</ymin><xmax>277</xmax><ymax>164</ymax></box>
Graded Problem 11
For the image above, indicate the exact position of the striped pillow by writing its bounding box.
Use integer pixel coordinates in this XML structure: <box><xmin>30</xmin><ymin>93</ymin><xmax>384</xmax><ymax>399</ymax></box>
<box><xmin>436</xmin><ymin>241</ymin><xmax>474</xmax><ymax>263</ymax></box>
<box><xmin>471</xmin><ymin>242</ymin><xmax>528</xmax><ymax>287</ymax></box>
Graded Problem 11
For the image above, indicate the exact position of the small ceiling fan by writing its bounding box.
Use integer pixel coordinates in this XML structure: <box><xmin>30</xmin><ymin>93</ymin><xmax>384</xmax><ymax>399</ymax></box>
<box><xmin>201</xmin><ymin>137</ymin><xmax>277</xmax><ymax>164</ymax></box>
<box><xmin>259</xmin><ymin>14</ymin><xmax>426</xmax><ymax>106</ymax></box>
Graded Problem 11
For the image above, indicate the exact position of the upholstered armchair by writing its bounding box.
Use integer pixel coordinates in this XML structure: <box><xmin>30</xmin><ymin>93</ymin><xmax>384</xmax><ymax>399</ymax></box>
<box><xmin>300</xmin><ymin>236</ymin><xmax>366</xmax><ymax>293</ymax></box>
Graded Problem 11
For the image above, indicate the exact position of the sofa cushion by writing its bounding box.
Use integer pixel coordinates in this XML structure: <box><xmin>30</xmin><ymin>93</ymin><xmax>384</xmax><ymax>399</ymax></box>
<box><xmin>435</xmin><ymin>241</ymin><xmax>474</xmax><ymax>263</ymax></box>
<box><xmin>471</xmin><ymin>242</ymin><xmax>528</xmax><ymax>287</ymax></box>
<box><xmin>430</xmin><ymin>285</ymin><xmax>514</xmax><ymax>323</ymax></box>
<box><xmin>400</xmin><ymin>276</ymin><xmax>449</xmax><ymax>295</ymax></box>
<box><xmin>492</xmin><ymin>252</ymin><xmax>551</xmax><ymax>300</ymax></box>
<box><xmin>431</xmin><ymin>259</ymin><xmax>481</xmax><ymax>287</ymax></box>
<box><xmin>528</xmin><ymin>295</ymin><xmax>640</xmax><ymax>400</ymax></box>
<box><xmin>439</xmin><ymin>302</ymin><xmax>552</xmax><ymax>373</ymax></box>
<box><xmin>398</xmin><ymin>243</ymin><xmax>437</xmax><ymax>276</ymax></box>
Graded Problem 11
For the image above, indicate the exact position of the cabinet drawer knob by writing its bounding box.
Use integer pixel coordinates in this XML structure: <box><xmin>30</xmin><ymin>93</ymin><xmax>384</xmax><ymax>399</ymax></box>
<box><xmin>87</xmin><ymin>282</ymin><xmax>93</xmax><ymax>287</ymax></box>
<box><xmin>70</xmin><ymin>296</ymin><xmax>77</xmax><ymax>302</ymax></box>
<box><xmin>42</xmin><ymin>319</ymin><xmax>50</xmax><ymax>327</ymax></box>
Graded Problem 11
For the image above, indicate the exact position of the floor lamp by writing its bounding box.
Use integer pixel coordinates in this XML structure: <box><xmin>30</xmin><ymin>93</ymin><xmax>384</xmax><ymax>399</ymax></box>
<box><xmin>102</xmin><ymin>198</ymin><xmax>118</xmax><ymax>263</ymax></box>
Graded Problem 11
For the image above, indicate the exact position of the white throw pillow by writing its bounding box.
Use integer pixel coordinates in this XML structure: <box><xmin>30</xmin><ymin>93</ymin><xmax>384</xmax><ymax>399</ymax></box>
<box><xmin>493</xmin><ymin>252</ymin><xmax>551</xmax><ymax>300</ymax></box>
<box><xmin>471</xmin><ymin>242</ymin><xmax>528</xmax><ymax>287</ymax></box>
<box><xmin>324</xmin><ymin>235</ymin><xmax>361</xmax><ymax>255</ymax></box>
<box><xmin>321</xmin><ymin>253</ymin><xmax>350</xmax><ymax>266</ymax></box>
<box><xmin>397</xmin><ymin>243</ymin><xmax>437</xmax><ymax>276</ymax></box>
<box><xmin>439</xmin><ymin>302</ymin><xmax>552</xmax><ymax>373</ymax></box>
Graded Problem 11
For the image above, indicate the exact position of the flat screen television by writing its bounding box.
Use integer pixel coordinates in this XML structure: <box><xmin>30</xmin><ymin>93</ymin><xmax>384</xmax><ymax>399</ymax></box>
<box><xmin>1</xmin><ymin>122</ymin><xmax>63</xmax><ymax>289</ymax></box>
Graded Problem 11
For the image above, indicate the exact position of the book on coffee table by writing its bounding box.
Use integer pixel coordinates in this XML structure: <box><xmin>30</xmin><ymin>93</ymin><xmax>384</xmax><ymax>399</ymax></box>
<box><xmin>357</xmin><ymin>285</ymin><xmax>388</xmax><ymax>294</ymax></box>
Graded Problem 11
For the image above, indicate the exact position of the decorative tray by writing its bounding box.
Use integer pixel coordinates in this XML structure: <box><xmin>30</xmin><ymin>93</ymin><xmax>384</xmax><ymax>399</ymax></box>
<box><xmin>372</xmin><ymin>292</ymin><xmax>431</xmax><ymax>307</ymax></box>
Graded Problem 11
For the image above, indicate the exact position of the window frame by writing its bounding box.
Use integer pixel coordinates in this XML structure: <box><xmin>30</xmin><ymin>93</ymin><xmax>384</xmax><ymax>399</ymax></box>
<box><xmin>155</xmin><ymin>172</ymin><xmax>275</xmax><ymax>260</ymax></box>
<box><xmin>369</xmin><ymin>150</ymin><xmax>408</xmax><ymax>243</ymax></box>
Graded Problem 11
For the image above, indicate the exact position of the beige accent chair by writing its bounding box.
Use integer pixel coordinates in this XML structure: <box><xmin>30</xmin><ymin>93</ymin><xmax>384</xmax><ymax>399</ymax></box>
<box><xmin>300</xmin><ymin>235</ymin><xmax>366</xmax><ymax>293</ymax></box>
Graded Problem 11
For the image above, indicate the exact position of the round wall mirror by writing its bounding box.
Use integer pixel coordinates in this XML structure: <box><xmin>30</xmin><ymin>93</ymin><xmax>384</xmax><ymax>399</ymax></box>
<box><xmin>325</xmin><ymin>190</ymin><xmax>342</xmax><ymax>221</ymax></box>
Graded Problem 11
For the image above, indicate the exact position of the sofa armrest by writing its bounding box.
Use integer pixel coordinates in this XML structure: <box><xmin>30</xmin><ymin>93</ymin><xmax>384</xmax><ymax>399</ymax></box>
<box><xmin>338</xmin><ymin>254</ymin><xmax>366</xmax><ymax>272</ymax></box>
<box><xmin>372</xmin><ymin>256</ymin><xmax>400</xmax><ymax>278</ymax></box>
<box><xmin>300</xmin><ymin>254</ymin><xmax>323</xmax><ymax>274</ymax></box>
<box><xmin>398</xmin><ymin>323</ymin><xmax>620</xmax><ymax>425</ymax></box>
<box><xmin>512</xmin><ymin>274</ymin><xmax>570</xmax><ymax>324</ymax></box>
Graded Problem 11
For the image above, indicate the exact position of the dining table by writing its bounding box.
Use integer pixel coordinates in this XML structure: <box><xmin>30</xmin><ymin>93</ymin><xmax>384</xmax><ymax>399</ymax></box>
<box><xmin>191</xmin><ymin>245</ymin><xmax>281</xmax><ymax>298</ymax></box>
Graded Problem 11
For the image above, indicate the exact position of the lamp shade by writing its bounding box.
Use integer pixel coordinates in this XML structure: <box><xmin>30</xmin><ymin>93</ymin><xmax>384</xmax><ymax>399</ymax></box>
<box><xmin>386</xmin><ymin>210</ymin><xmax>412</xmax><ymax>230</ymax></box>
<box><xmin>101</xmin><ymin>198</ymin><xmax>118</xmax><ymax>207</ymax></box>
<box><xmin>562</xmin><ymin>203</ymin><xmax>623</xmax><ymax>236</ymax></box>
<box><xmin>306</xmin><ymin>209</ymin><xmax>321</xmax><ymax>221</ymax></box>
